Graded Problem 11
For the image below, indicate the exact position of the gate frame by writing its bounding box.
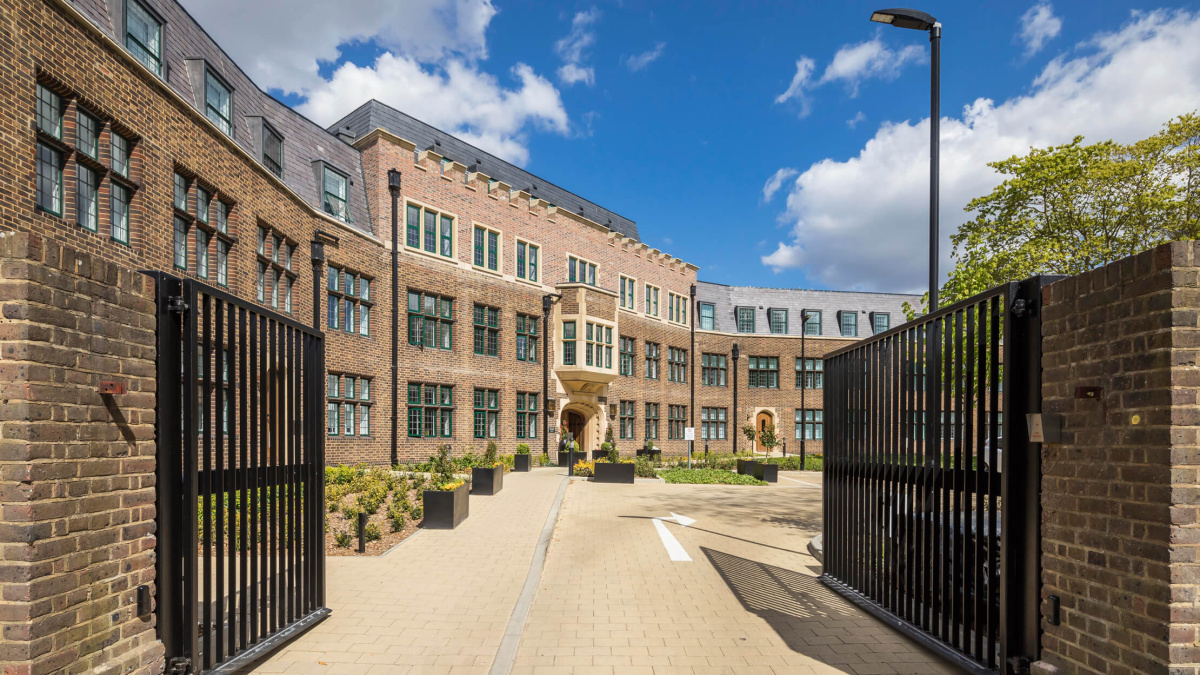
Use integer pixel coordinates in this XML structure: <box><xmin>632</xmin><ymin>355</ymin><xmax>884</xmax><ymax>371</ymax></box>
<box><xmin>819</xmin><ymin>276</ymin><xmax>1059</xmax><ymax>674</ymax></box>
<box><xmin>148</xmin><ymin>271</ymin><xmax>329</xmax><ymax>674</ymax></box>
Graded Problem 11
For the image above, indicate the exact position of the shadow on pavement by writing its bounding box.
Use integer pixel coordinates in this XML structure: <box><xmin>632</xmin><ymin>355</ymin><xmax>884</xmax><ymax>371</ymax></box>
<box><xmin>702</xmin><ymin>546</ymin><xmax>858</xmax><ymax>673</ymax></box>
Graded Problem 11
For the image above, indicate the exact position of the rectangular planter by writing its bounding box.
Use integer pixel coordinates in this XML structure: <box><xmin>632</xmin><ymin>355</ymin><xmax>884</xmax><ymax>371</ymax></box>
<box><xmin>593</xmin><ymin>462</ymin><xmax>635</xmax><ymax>484</ymax></box>
<box><xmin>559</xmin><ymin>451</ymin><xmax>583</xmax><ymax>468</ymax></box>
<box><xmin>423</xmin><ymin>482</ymin><xmax>469</xmax><ymax>529</ymax></box>
<box><xmin>514</xmin><ymin>454</ymin><xmax>531</xmax><ymax>472</ymax></box>
<box><xmin>754</xmin><ymin>462</ymin><xmax>779</xmax><ymax>483</ymax></box>
<box><xmin>737</xmin><ymin>459</ymin><xmax>758</xmax><ymax>476</ymax></box>
<box><xmin>592</xmin><ymin>450</ymin><xmax>609</xmax><ymax>460</ymax></box>
<box><xmin>636</xmin><ymin>449</ymin><xmax>661</xmax><ymax>460</ymax></box>
<box><xmin>472</xmin><ymin>464</ymin><xmax>504</xmax><ymax>495</ymax></box>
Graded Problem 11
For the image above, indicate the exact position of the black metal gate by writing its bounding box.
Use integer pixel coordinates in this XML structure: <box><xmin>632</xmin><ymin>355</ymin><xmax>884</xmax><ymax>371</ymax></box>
<box><xmin>150</xmin><ymin>272</ymin><xmax>328</xmax><ymax>674</ymax></box>
<box><xmin>821</xmin><ymin>276</ymin><xmax>1058</xmax><ymax>674</ymax></box>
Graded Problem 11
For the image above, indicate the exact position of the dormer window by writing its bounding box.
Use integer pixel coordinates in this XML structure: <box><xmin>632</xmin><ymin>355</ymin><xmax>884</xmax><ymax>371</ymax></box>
<box><xmin>262</xmin><ymin>123</ymin><xmax>283</xmax><ymax>178</ymax></box>
<box><xmin>323</xmin><ymin>167</ymin><xmax>348</xmax><ymax>222</ymax></box>
<box><xmin>125</xmin><ymin>0</ymin><xmax>162</xmax><ymax>76</ymax></box>
<box><xmin>205</xmin><ymin>70</ymin><xmax>232</xmax><ymax>135</ymax></box>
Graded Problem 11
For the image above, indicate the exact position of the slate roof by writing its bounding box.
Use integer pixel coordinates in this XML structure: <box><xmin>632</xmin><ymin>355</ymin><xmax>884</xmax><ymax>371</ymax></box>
<box><xmin>696</xmin><ymin>281</ymin><xmax>922</xmax><ymax>338</ymax></box>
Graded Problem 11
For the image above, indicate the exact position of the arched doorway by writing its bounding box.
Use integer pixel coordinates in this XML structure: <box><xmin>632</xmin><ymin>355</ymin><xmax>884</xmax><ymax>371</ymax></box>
<box><xmin>565</xmin><ymin>410</ymin><xmax>586</xmax><ymax>452</ymax></box>
<box><xmin>756</xmin><ymin>411</ymin><xmax>774</xmax><ymax>454</ymax></box>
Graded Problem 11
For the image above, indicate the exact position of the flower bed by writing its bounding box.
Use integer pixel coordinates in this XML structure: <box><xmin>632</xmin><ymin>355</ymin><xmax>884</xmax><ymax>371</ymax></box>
<box><xmin>659</xmin><ymin>468</ymin><xmax>767</xmax><ymax>485</ymax></box>
<box><xmin>324</xmin><ymin>465</ymin><xmax>431</xmax><ymax>556</ymax></box>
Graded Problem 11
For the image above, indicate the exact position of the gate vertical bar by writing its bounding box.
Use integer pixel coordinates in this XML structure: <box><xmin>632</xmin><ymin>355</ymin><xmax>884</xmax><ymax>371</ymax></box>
<box><xmin>238</xmin><ymin>305</ymin><xmax>249</xmax><ymax>652</ymax></box>
<box><xmin>182</xmin><ymin>281</ymin><xmax>200</xmax><ymax>669</ymax></box>
<box><xmin>215</xmin><ymin>298</ymin><xmax>227</xmax><ymax>662</ymax></box>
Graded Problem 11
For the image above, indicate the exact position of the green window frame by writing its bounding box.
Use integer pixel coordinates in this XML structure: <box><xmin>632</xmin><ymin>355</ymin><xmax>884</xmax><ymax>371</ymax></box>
<box><xmin>619</xmin><ymin>337</ymin><xmax>634</xmax><ymax>376</ymax></box>
<box><xmin>644</xmin><ymin>342</ymin><xmax>659</xmax><ymax>380</ymax></box>
<box><xmin>516</xmin><ymin>241</ymin><xmax>538</xmax><ymax>280</ymax></box>
<box><xmin>804</xmin><ymin>310</ymin><xmax>822</xmax><ymax>335</ymax></box>
<box><xmin>473</xmin><ymin>304</ymin><xmax>499</xmax><ymax>356</ymax></box>
<box><xmin>668</xmin><ymin>405</ymin><xmax>687</xmax><ymax>440</ymax></box>
<box><xmin>76</xmin><ymin>164</ymin><xmax>98</xmax><ymax>232</ymax></box>
<box><xmin>736</xmin><ymin>307</ymin><xmax>755</xmax><ymax>333</ymax></box>
<box><xmin>699</xmin><ymin>302</ymin><xmax>715</xmax><ymax>330</ymax></box>
<box><xmin>327</xmin><ymin>402</ymin><xmax>339</xmax><ymax>436</ymax></box>
<box><xmin>216</xmin><ymin>240</ymin><xmax>228</xmax><ymax>286</ymax></box>
<box><xmin>568</xmin><ymin>256</ymin><xmax>597</xmax><ymax>286</ymax></box>
<box><xmin>173</xmin><ymin>217</ymin><xmax>188</xmax><ymax>270</ymax></box>
<box><xmin>873</xmin><ymin>312</ymin><xmax>890</xmax><ymax>335</ymax></box>
<box><xmin>769</xmin><ymin>308</ymin><xmax>788</xmax><ymax>334</ymax></box>
<box><xmin>125</xmin><ymin>0</ymin><xmax>162</xmax><ymax>75</ymax></box>
<box><xmin>174</xmin><ymin>172</ymin><xmax>188</xmax><ymax>211</ymax></box>
<box><xmin>516</xmin><ymin>393</ymin><xmax>538</xmax><ymax>439</ymax></box>
<box><xmin>619</xmin><ymin>400</ymin><xmax>635</xmax><ymax>440</ymax></box>
<box><xmin>840</xmin><ymin>311</ymin><xmax>857</xmax><ymax>337</ymax></box>
<box><xmin>36</xmin><ymin>143</ymin><xmax>62</xmax><ymax>216</ymax></box>
<box><xmin>516</xmin><ymin>315</ymin><xmax>538</xmax><ymax>362</ymax></box>
<box><xmin>196</xmin><ymin>229</ymin><xmax>209</xmax><ymax>279</ymax></box>
<box><xmin>796</xmin><ymin>409</ymin><xmax>824</xmax><ymax>440</ymax></box>
<box><xmin>262</xmin><ymin>123</ymin><xmax>284</xmax><ymax>178</ymax></box>
<box><xmin>748</xmin><ymin>356</ymin><xmax>779</xmax><ymax>389</ymax></box>
<box><xmin>644</xmin><ymin>403</ymin><xmax>659</xmax><ymax>440</ymax></box>
<box><xmin>644</xmin><ymin>285</ymin><xmax>659</xmax><ymax>317</ymax></box>
<box><xmin>473</xmin><ymin>226</ymin><xmax>499</xmax><ymax>271</ymax></box>
<box><xmin>701</xmin><ymin>353</ymin><xmax>726</xmax><ymax>386</ymax></box>
<box><xmin>110</xmin><ymin>183</ymin><xmax>130</xmax><ymax>245</ymax></box>
<box><xmin>620</xmin><ymin>276</ymin><xmax>635</xmax><ymax>310</ymax></box>
<box><xmin>205</xmin><ymin>70</ymin><xmax>232</xmax><ymax>136</ymax></box>
<box><xmin>701</xmin><ymin>407</ymin><xmax>727</xmax><ymax>440</ymax></box>
<box><xmin>473</xmin><ymin>388</ymin><xmax>498</xmax><ymax>439</ymax></box>
<box><xmin>111</xmin><ymin>134</ymin><xmax>130</xmax><ymax>178</ymax></box>
<box><xmin>407</xmin><ymin>291</ymin><xmax>453</xmax><ymax>349</ymax></box>
<box><xmin>668</xmin><ymin>347</ymin><xmax>687</xmax><ymax>383</ymax></box>
<box><xmin>323</xmin><ymin>167</ymin><xmax>349</xmax><ymax>222</ymax></box>
<box><xmin>407</xmin><ymin>383</ymin><xmax>453</xmax><ymax>437</ymax></box>
<box><xmin>562</xmin><ymin>321</ymin><xmax>576</xmax><ymax>365</ymax></box>
<box><xmin>36</xmin><ymin>84</ymin><xmax>62</xmax><ymax>139</ymax></box>
<box><xmin>796</xmin><ymin>358</ymin><xmax>824</xmax><ymax>389</ymax></box>
<box><xmin>406</xmin><ymin>203</ymin><xmax>453</xmax><ymax>257</ymax></box>
<box><xmin>76</xmin><ymin>109</ymin><xmax>100</xmax><ymax>159</ymax></box>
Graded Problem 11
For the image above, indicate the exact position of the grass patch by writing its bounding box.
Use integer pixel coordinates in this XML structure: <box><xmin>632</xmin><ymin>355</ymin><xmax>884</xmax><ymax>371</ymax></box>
<box><xmin>659</xmin><ymin>468</ymin><xmax>767</xmax><ymax>485</ymax></box>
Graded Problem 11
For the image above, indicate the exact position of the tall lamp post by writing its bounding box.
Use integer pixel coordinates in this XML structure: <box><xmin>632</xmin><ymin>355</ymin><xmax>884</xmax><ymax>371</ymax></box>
<box><xmin>387</xmin><ymin>169</ymin><xmax>401</xmax><ymax>468</ymax></box>
<box><xmin>541</xmin><ymin>293</ymin><xmax>563</xmax><ymax>470</ymax></box>
<box><xmin>731</xmin><ymin>343</ymin><xmax>740</xmax><ymax>454</ymax></box>
<box><xmin>799</xmin><ymin>310</ymin><xmax>810</xmax><ymax>469</ymax></box>
<box><xmin>871</xmin><ymin>8</ymin><xmax>940</xmax><ymax>312</ymax></box>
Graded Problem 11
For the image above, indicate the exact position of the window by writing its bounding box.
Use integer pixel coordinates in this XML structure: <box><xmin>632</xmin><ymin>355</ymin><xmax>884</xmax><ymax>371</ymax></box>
<box><xmin>668</xmin><ymin>348</ymin><xmax>687</xmax><ymax>383</ymax></box>
<box><xmin>125</xmin><ymin>0</ymin><xmax>162</xmax><ymax>75</ymax></box>
<box><xmin>329</xmin><ymin>265</ymin><xmax>370</xmax><ymax>331</ymax></box>
<box><xmin>516</xmin><ymin>315</ymin><xmax>538</xmax><ymax>362</ymax></box>
<box><xmin>645</xmin><ymin>284</ymin><xmax>659</xmax><ymax>317</ymax></box>
<box><xmin>473</xmin><ymin>226</ymin><xmax>500</xmax><ymax>271</ymax></box>
<box><xmin>841</xmin><ymin>311</ymin><xmax>858</xmax><ymax>337</ymax></box>
<box><xmin>407</xmin><ymin>383</ymin><xmax>453</xmax><ymax>437</ymax></box>
<box><xmin>76</xmin><ymin>164</ymin><xmax>98</xmax><ymax>231</ymax></box>
<box><xmin>327</xmin><ymin>401</ymin><xmax>338</xmax><ymax>436</ymax></box>
<box><xmin>644</xmin><ymin>342</ymin><xmax>660</xmax><ymax>380</ymax></box>
<box><xmin>173</xmin><ymin>217</ymin><xmax>188</xmax><ymax>269</ymax></box>
<box><xmin>516</xmin><ymin>240</ymin><xmax>539</xmax><ymax>281</ymax></box>
<box><xmin>215</xmin><ymin>240</ymin><xmax>228</xmax><ymax>286</ymax></box>
<box><xmin>748</xmin><ymin>356</ymin><xmax>779</xmax><ymax>389</ymax></box>
<box><xmin>796</xmin><ymin>358</ymin><xmax>824</xmax><ymax>389</ymax></box>
<box><xmin>35</xmin><ymin>143</ymin><xmax>61</xmax><ymax>216</ymax></box>
<box><xmin>619</xmin><ymin>401</ymin><xmax>635</xmax><ymax>440</ymax></box>
<box><xmin>262</xmin><ymin>123</ymin><xmax>283</xmax><ymax>178</ymax></box>
<box><xmin>668</xmin><ymin>405</ymin><xmax>687</xmax><ymax>440</ymax></box>
<box><xmin>873</xmin><ymin>312</ymin><xmax>890</xmax><ymax>335</ymax></box>
<box><xmin>111</xmin><ymin>183</ymin><xmax>130</xmax><ymax>245</ymax></box>
<box><xmin>408</xmin><ymin>291</ymin><xmax>453</xmax><ymax>349</ymax></box>
<box><xmin>701</xmin><ymin>408</ymin><xmax>727</xmax><ymax>441</ymax></box>
<box><xmin>474</xmin><ymin>388</ymin><xmax>499</xmax><ymax>439</ymax></box>
<box><xmin>406</xmin><ymin>203</ymin><xmax>453</xmax><ymax>257</ymax></box>
<box><xmin>701</xmin><ymin>353</ymin><xmax>727</xmax><ymax>386</ymax></box>
<box><xmin>562</xmin><ymin>321</ymin><xmax>576</xmax><ymax>365</ymax></box>
<box><xmin>36</xmin><ymin>85</ymin><xmax>61</xmax><ymax>138</ymax></box>
<box><xmin>174</xmin><ymin>172</ymin><xmax>188</xmax><ymax>211</ymax></box>
<box><xmin>111</xmin><ymin>134</ymin><xmax>130</xmax><ymax>178</ymax></box>
<box><xmin>568</xmin><ymin>256</ymin><xmax>597</xmax><ymax>286</ymax></box>
<box><xmin>619</xmin><ymin>337</ymin><xmax>635</xmax><ymax>376</ymax></box>
<box><xmin>516</xmin><ymin>393</ymin><xmax>538</xmax><ymax>439</ymax></box>
<box><xmin>473</xmin><ymin>304</ymin><xmax>499</xmax><ymax>356</ymax></box>
<box><xmin>196</xmin><ymin>187</ymin><xmax>210</xmax><ymax>224</ymax></box>
<box><xmin>323</xmin><ymin>167</ymin><xmax>349</xmax><ymax>222</ymax></box>
<box><xmin>804</xmin><ymin>310</ymin><xmax>821</xmax><ymax>336</ymax></box>
<box><xmin>645</xmin><ymin>403</ymin><xmax>659</xmax><ymax>440</ymax></box>
<box><xmin>668</xmin><ymin>293</ymin><xmax>688</xmax><ymax>325</ymax></box>
<box><xmin>204</xmin><ymin>70</ymin><xmax>233</xmax><ymax>135</ymax></box>
<box><xmin>619</xmin><ymin>276</ymin><xmax>636</xmax><ymax>310</ymax></box>
<box><xmin>76</xmin><ymin>110</ymin><xmax>99</xmax><ymax>159</ymax></box>
<box><xmin>583</xmin><ymin>322</ymin><xmax>613</xmax><ymax>369</ymax></box>
<box><xmin>736</xmin><ymin>307</ymin><xmax>755</xmax><ymax>333</ymax></box>
<box><xmin>215</xmin><ymin>200</ymin><xmax>228</xmax><ymax>234</ymax></box>
<box><xmin>258</xmin><ymin>263</ymin><xmax>267</xmax><ymax>303</ymax></box>
<box><xmin>699</xmin><ymin>303</ymin><xmax>715</xmax><ymax>330</ymax></box>
<box><xmin>327</xmin><ymin>374</ymin><xmax>372</xmax><ymax>436</ymax></box>
<box><xmin>796</xmin><ymin>410</ymin><xmax>824</xmax><ymax>440</ymax></box>
<box><xmin>196</xmin><ymin>230</ymin><xmax>209</xmax><ymax>279</ymax></box>
<box><xmin>769</xmin><ymin>308</ymin><xmax>788</xmax><ymax>334</ymax></box>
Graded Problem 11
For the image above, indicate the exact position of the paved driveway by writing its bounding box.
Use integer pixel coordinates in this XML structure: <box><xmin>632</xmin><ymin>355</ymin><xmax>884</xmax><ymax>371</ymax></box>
<box><xmin>250</xmin><ymin>468</ymin><xmax>955</xmax><ymax>675</ymax></box>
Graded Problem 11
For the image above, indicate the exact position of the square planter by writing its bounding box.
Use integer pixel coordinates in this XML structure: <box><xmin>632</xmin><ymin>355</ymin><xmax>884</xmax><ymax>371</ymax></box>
<box><xmin>593</xmin><ymin>462</ymin><xmax>635</xmax><ymax>484</ymax></box>
<box><xmin>472</xmin><ymin>464</ymin><xmax>504</xmax><ymax>495</ymax></box>
<box><xmin>514</xmin><ymin>454</ymin><xmax>532</xmax><ymax>472</ymax></box>
<box><xmin>754</xmin><ymin>462</ymin><xmax>778</xmax><ymax>483</ymax></box>
<box><xmin>423</xmin><ymin>482</ymin><xmax>469</xmax><ymax>529</ymax></box>
<box><xmin>636</xmin><ymin>449</ymin><xmax>662</xmax><ymax>460</ymax></box>
<box><xmin>592</xmin><ymin>450</ymin><xmax>608</xmax><ymax>460</ymax></box>
<box><xmin>559</xmin><ymin>451</ymin><xmax>583</xmax><ymax>468</ymax></box>
<box><xmin>737</xmin><ymin>459</ymin><xmax>758</xmax><ymax>476</ymax></box>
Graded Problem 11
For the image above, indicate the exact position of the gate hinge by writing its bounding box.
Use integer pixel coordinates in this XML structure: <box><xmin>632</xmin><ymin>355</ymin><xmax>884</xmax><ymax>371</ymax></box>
<box><xmin>167</xmin><ymin>295</ymin><xmax>189</xmax><ymax>313</ymax></box>
<box><xmin>167</xmin><ymin>657</ymin><xmax>192</xmax><ymax>674</ymax></box>
<box><xmin>1011</xmin><ymin>298</ymin><xmax>1031</xmax><ymax>318</ymax></box>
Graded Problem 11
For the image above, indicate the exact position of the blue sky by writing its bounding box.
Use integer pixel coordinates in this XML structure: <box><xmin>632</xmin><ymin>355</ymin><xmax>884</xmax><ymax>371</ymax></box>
<box><xmin>186</xmin><ymin>0</ymin><xmax>1200</xmax><ymax>293</ymax></box>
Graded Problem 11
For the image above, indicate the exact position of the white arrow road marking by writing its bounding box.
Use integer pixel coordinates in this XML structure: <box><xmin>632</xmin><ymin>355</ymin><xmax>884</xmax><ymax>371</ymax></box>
<box><xmin>652</xmin><ymin>513</ymin><xmax>695</xmax><ymax>561</ymax></box>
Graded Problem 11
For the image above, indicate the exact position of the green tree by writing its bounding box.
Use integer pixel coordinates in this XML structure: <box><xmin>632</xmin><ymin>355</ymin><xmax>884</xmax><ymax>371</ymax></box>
<box><xmin>906</xmin><ymin>113</ymin><xmax>1200</xmax><ymax>319</ymax></box>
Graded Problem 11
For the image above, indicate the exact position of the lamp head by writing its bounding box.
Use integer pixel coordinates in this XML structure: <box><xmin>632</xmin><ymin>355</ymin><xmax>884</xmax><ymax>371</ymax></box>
<box><xmin>870</xmin><ymin>8</ymin><xmax>937</xmax><ymax>31</ymax></box>
<box><xmin>387</xmin><ymin>169</ymin><xmax>402</xmax><ymax>192</ymax></box>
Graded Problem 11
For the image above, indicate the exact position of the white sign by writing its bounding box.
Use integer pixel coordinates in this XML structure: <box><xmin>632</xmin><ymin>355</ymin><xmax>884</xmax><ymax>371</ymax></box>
<box><xmin>684</xmin><ymin>427</ymin><xmax>695</xmax><ymax>441</ymax></box>
<box><xmin>652</xmin><ymin>513</ymin><xmax>696</xmax><ymax>562</ymax></box>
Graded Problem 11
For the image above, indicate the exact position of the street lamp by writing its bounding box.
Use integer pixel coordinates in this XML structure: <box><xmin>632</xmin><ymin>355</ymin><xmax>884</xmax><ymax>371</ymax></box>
<box><xmin>871</xmin><ymin>8</ymin><xmax>940</xmax><ymax>312</ymax></box>
<box><xmin>387</xmin><ymin>169</ymin><xmax>401</xmax><ymax>468</ymax></box>
<box><xmin>731</xmin><ymin>342</ymin><xmax>740</xmax><ymax>454</ymax></box>
<box><xmin>541</xmin><ymin>293</ymin><xmax>564</xmax><ymax>471</ymax></box>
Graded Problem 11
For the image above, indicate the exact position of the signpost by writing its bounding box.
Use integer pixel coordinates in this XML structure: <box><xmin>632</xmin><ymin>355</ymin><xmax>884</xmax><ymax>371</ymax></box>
<box><xmin>684</xmin><ymin>427</ymin><xmax>694</xmax><ymax>469</ymax></box>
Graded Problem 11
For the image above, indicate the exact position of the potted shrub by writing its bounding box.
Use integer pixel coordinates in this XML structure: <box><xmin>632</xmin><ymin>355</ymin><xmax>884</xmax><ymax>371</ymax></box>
<box><xmin>753</xmin><ymin>423</ymin><xmax>781</xmax><ymax>483</ymax></box>
<box><xmin>514</xmin><ymin>443</ymin><xmax>532</xmax><ymax>472</ymax></box>
<box><xmin>593</xmin><ymin>441</ymin><xmax>611</xmax><ymax>461</ymax></box>
<box><xmin>558</xmin><ymin>439</ymin><xmax>580</xmax><ymax>469</ymax></box>
<box><xmin>636</xmin><ymin>438</ymin><xmax>661</xmax><ymax>460</ymax></box>
<box><xmin>423</xmin><ymin>446</ymin><xmax>469</xmax><ymax>529</ymax></box>
<box><xmin>594</xmin><ymin>441</ymin><xmax>635</xmax><ymax>484</ymax></box>
<box><xmin>738</xmin><ymin>425</ymin><xmax>758</xmax><ymax>475</ymax></box>
<box><xmin>472</xmin><ymin>441</ymin><xmax>504</xmax><ymax>495</ymax></box>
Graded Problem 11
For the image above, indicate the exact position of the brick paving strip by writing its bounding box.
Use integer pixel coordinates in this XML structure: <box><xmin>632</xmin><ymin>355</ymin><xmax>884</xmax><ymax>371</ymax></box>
<box><xmin>250</xmin><ymin>467</ymin><xmax>569</xmax><ymax>675</ymax></box>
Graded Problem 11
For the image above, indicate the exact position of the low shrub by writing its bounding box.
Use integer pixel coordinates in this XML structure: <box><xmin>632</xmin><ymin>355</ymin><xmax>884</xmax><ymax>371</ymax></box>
<box><xmin>334</xmin><ymin>531</ymin><xmax>352</xmax><ymax>548</ymax></box>
<box><xmin>340</xmin><ymin>503</ymin><xmax>359</xmax><ymax>522</ymax></box>
<box><xmin>659</xmin><ymin>468</ymin><xmax>766</xmax><ymax>485</ymax></box>
<box><xmin>537</xmin><ymin>453</ymin><xmax>551</xmax><ymax>467</ymax></box>
<box><xmin>634</xmin><ymin>457</ymin><xmax>657</xmax><ymax>478</ymax></box>
<box><xmin>410</xmin><ymin>505</ymin><xmax>423</xmax><ymax>520</ymax></box>
<box><xmin>364</xmin><ymin>523</ymin><xmax>382</xmax><ymax>543</ymax></box>
<box><xmin>764</xmin><ymin>455</ymin><xmax>824</xmax><ymax>471</ymax></box>
<box><xmin>573</xmin><ymin>460</ymin><xmax>595</xmax><ymax>477</ymax></box>
<box><xmin>516</xmin><ymin>443</ymin><xmax>531</xmax><ymax>454</ymax></box>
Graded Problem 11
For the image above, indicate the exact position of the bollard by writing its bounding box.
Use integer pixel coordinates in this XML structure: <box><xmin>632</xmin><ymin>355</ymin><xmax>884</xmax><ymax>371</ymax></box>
<box><xmin>783</xmin><ymin>440</ymin><xmax>787</xmax><ymax>458</ymax></box>
<box><xmin>357</xmin><ymin>512</ymin><xmax>367</xmax><ymax>553</ymax></box>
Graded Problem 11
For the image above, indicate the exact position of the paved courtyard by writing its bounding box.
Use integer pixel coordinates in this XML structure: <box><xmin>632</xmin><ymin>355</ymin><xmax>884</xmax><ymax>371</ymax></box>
<box><xmin>250</xmin><ymin>467</ymin><xmax>956</xmax><ymax>674</ymax></box>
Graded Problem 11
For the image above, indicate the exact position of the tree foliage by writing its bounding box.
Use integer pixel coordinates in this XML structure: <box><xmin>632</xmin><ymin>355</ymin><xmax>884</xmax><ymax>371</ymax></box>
<box><xmin>907</xmin><ymin>113</ymin><xmax>1200</xmax><ymax>318</ymax></box>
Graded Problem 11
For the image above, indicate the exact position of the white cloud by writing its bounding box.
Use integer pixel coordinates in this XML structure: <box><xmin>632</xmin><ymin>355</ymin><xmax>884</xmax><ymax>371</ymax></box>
<box><xmin>762</xmin><ymin>168</ymin><xmax>799</xmax><ymax>202</ymax></box>
<box><xmin>624</xmin><ymin>42</ymin><xmax>667</xmax><ymax>71</ymax></box>
<box><xmin>1019</xmin><ymin>3</ymin><xmax>1063</xmax><ymax>56</ymax></box>
<box><xmin>179</xmin><ymin>0</ymin><xmax>497</xmax><ymax>96</ymax></box>
<box><xmin>775</xmin><ymin>57</ymin><xmax>816</xmax><ymax>117</ymax></box>
<box><xmin>299</xmin><ymin>57</ymin><xmax>568</xmax><ymax>166</ymax></box>
<box><xmin>847</xmin><ymin>111</ymin><xmax>867</xmax><ymax>128</ymax></box>
<box><xmin>763</xmin><ymin>9</ymin><xmax>1200</xmax><ymax>292</ymax></box>
<box><xmin>555</xmin><ymin>9</ymin><xmax>600</xmax><ymax>86</ymax></box>
<box><xmin>818</xmin><ymin>36</ymin><xmax>925</xmax><ymax>96</ymax></box>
